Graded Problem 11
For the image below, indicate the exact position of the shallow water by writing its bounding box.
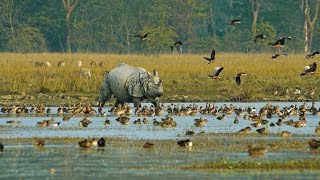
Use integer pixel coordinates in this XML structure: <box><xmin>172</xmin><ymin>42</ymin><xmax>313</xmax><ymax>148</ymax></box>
<box><xmin>1</xmin><ymin>102</ymin><xmax>320</xmax><ymax>179</ymax></box>
<box><xmin>0</xmin><ymin>102</ymin><xmax>319</xmax><ymax>139</ymax></box>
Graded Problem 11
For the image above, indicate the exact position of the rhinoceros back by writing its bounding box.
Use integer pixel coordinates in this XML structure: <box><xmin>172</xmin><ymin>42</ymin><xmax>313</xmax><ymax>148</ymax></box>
<box><xmin>108</xmin><ymin>63</ymin><xmax>146</xmax><ymax>102</ymax></box>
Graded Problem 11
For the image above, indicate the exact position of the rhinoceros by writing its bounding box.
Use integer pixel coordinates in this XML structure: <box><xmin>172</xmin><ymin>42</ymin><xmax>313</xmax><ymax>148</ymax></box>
<box><xmin>99</xmin><ymin>63</ymin><xmax>164</xmax><ymax>107</ymax></box>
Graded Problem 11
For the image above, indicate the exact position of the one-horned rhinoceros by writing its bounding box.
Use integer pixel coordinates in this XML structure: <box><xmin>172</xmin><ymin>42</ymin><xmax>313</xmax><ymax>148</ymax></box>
<box><xmin>99</xmin><ymin>63</ymin><xmax>164</xmax><ymax>107</ymax></box>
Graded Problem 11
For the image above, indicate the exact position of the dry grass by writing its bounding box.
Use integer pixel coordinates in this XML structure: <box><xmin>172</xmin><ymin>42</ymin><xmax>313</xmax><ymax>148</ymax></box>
<box><xmin>0</xmin><ymin>53</ymin><xmax>318</xmax><ymax>103</ymax></box>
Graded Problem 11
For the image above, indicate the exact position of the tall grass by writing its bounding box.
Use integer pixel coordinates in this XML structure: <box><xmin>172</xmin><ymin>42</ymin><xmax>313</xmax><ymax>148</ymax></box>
<box><xmin>0</xmin><ymin>53</ymin><xmax>317</xmax><ymax>102</ymax></box>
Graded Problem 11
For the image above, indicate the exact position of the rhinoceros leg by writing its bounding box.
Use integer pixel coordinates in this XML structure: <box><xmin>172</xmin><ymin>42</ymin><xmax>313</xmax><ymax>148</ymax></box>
<box><xmin>114</xmin><ymin>100</ymin><xmax>124</xmax><ymax>107</ymax></box>
<box><xmin>99</xmin><ymin>79</ymin><xmax>113</xmax><ymax>107</ymax></box>
<box><xmin>133</xmin><ymin>97</ymin><xmax>142</xmax><ymax>108</ymax></box>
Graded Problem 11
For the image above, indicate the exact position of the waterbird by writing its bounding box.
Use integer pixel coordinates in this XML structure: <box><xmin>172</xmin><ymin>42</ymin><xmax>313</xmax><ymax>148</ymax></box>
<box><xmin>268</xmin><ymin>37</ymin><xmax>292</xmax><ymax>48</ymax></box>
<box><xmin>300</xmin><ymin>62</ymin><xmax>317</xmax><ymax>76</ymax></box>
<box><xmin>308</xmin><ymin>139</ymin><xmax>320</xmax><ymax>150</ymax></box>
<box><xmin>170</xmin><ymin>41</ymin><xmax>183</xmax><ymax>52</ymax></box>
<box><xmin>247</xmin><ymin>145</ymin><xmax>267</xmax><ymax>156</ymax></box>
<box><xmin>143</xmin><ymin>141</ymin><xmax>154</xmax><ymax>148</ymax></box>
<box><xmin>78</xmin><ymin>139</ymin><xmax>92</xmax><ymax>148</ymax></box>
<box><xmin>253</xmin><ymin>34</ymin><xmax>266</xmax><ymax>42</ymax></box>
<box><xmin>281</xmin><ymin>131</ymin><xmax>291</xmax><ymax>138</ymax></box>
<box><xmin>186</xmin><ymin>130</ymin><xmax>195</xmax><ymax>136</ymax></box>
<box><xmin>98</xmin><ymin>137</ymin><xmax>106</xmax><ymax>147</ymax></box>
<box><xmin>203</xmin><ymin>49</ymin><xmax>216</xmax><ymax>64</ymax></box>
<box><xmin>235</xmin><ymin>72</ymin><xmax>247</xmax><ymax>85</ymax></box>
<box><xmin>208</xmin><ymin>67</ymin><xmax>224</xmax><ymax>79</ymax></box>
<box><xmin>306</xmin><ymin>51</ymin><xmax>319</xmax><ymax>59</ymax></box>
<box><xmin>0</xmin><ymin>142</ymin><xmax>4</xmax><ymax>152</ymax></box>
<box><xmin>271</xmin><ymin>53</ymin><xmax>287</xmax><ymax>59</ymax></box>
<box><xmin>177</xmin><ymin>139</ymin><xmax>193</xmax><ymax>147</ymax></box>
<box><xmin>229</xmin><ymin>19</ymin><xmax>241</xmax><ymax>25</ymax></box>
<box><xmin>35</xmin><ymin>139</ymin><xmax>46</xmax><ymax>146</ymax></box>
<box><xmin>134</xmin><ymin>33</ymin><xmax>150</xmax><ymax>41</ymax></box>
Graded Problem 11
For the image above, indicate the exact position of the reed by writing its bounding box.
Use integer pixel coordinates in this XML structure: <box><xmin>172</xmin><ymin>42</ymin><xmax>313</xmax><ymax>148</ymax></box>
<box><xmin>0</xmin><ymin>53</ymin><xmax>317</xmax><ymax>102</ymax></box>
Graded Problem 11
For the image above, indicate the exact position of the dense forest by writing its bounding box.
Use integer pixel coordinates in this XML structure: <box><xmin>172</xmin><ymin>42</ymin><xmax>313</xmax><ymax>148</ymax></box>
<box><xmin>0</xmin><ymin>0</ymin><xmax>319</xmax><ymax>54</ymax></box>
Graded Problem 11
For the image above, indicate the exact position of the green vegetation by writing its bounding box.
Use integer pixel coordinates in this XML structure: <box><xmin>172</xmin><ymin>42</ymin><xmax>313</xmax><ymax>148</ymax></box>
<box><xmin>0</xmin><ymin>53</ymin><xmax>318</xmax><ymax>105</ymax></box>
<box><xmin>0</xmin><ymin>1</ymin><xmax>319</xmax><ymax>54</ymax></box>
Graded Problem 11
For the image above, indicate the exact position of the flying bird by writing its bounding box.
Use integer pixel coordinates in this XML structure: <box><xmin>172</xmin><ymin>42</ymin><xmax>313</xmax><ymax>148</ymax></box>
<box><xmin>203</xmin><ymin>49</ymin><xmax>216</xmax><ymax>64</ymax></box>
<box><xmin>229</xmin><ymin>19</ymin><xmax>241</xmax><ymax>25</ymax></box>
<box><xmin>170</xmin><ymin>41</ymin><xmax>183</xmax><ymax>51</ymax></box>
<box><xmin>306</xmin><ymin>51</ymin><xmax>320</xmax><ymax>59</ymax></box>
<box><xmin>253</xmin><ymin>34</ymin><xmax>266</xmax><ymax>42</ymax></box>
<box><xmin>134</xmin><ymin>33</ymin><xmax>150</xmax><ymax>41</ymax></box>
<box><xmin>271</xmin><ymin>53</ymin><xmax>287</xmax><ymax>59</ymax></box>
<box><xmin>268</xmin><ymin>37</ymin><xmax>292</xmax><ymax>48</ymax></box>
<box><xmin>208</xmin><ymin>67</ymin><xmax>224</xmax><ymax>79</ymax></box>
<box><xmin>300</xmin><ymin>62</ymin><xmax>317</xmax><ymax>76</ymax></box>
<box><xmin>235</xmin><ymin>72</ymin><xmax>247</xmax><ymax>85</ymax></box>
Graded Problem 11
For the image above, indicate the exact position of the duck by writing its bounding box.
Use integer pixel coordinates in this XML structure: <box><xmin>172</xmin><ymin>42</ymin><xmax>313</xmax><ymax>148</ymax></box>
<box><xmin>134</xmin><ymin>33</ymin><xmax>150</xmax><ymax>41</ymax></box>
<box><xmin>62</xmin><ymin>116</ymin><xmax>71</xmax><ymax>121</ymax></box>
<box><xmin>194</xmin><ymin>117</ymin><xmax>207</xmax><ymax>127</ymax></box>
<box><xmin>104</xmin><ymin>119</ymin><xmax>110</xmax><ymax>126</ymax></box>
<box><xmin>238</xmin><ymin>127</ymin><xmax>251</xmax><ymax>135</ymax></box>
<box><xmin>79</xmin><ymin>118</ymin><xmax>92</xmax><ymax>128</ymax></box>
<box><xmin>306</xmin><ymin>51</ymin><xmax>319</xmax><ymax>59</ymax></box>
<box><xmin>6</xmin><ymin>120</ymin><xmax>22</xmax><ymax>126</ymax></box>
<box><xmin>91</xmin><ymin>138</ymin><xmax>98</xmax><ymax>147</ymax></box>
<box><xmin>256</xmin><ymin>127</ymin><xmax>267</xmax><ymax>135</ymax></box>
<box><xmin>300</xmin><ymin>62</ymin><xmax>317</xmax><ymax>76</ymax></box>
<box><xmin>315</xmin><ymin>126</ymin><xmax>320</xmax><ymax>134</ymax></box>
<box><xmin>234</xmin><ymin>117</ymin><xmax>239</xmax><ymax>124</ymax></box>
<box><xmin>281</xmin><ymin>131</ymin><xmax>291</xmax><ymax>138</ymax></box>
<box><xmin>177</xmin><ymin>139</ymin><xmax>193</xmax><ymax>147</ymax></box>
<box><xmin>247</xmin><ymin>145</ymin><xmax>267</xmax><ymax>156</ymax></box>
<box><xmin>208</xmin><ymin>67</ymin><xmax>224</xmax><ymax>79</ymax></box>
<box><xmin>203</xmin><ymin>49</ymin><xmax>216</xmax><ymax>64</ymax></box>
<box><xmin>78</xmin><ymin>139</ymin><xmax>92</xmax><ymax>148</ymax></box>
<box><xmin>35</xmin><ymin>139</ymin><xmax>46</xmax><ymax>146</ymax></box>
<box><xmin>217</xmin><ymin>114</ymin><xmax>226</xmax><ymax>120</ymax></box>
<box><xmin>235</xmin><ymin>72</ymin><xmax>247</xmax><ymax>85</ymax></box>
<box><xmin>143</xmin><ymin>118</ymin><xmax>148</xmax><ymax>124</ymax></box>
<box><xmin>0</xmin><ymin>143</ymin><xmax>3</xmax><ymax>152</ymax></box>
<box><xmin>308</xmin><ymin>139</ymin><xmax>320</xmax><ymax>150</ymax></box>
<box><xmin>134</xmin><ymin>119</ymin><xmax>141</xmax><ymax>125</ymax></box>
<box><xmin>186</xmin><ymin>130</ymin><xmax>195</xmax><ymax>136</ymax></box>
<box><xmin>143</xmin><ymin>141</ymin><xmax>154</xmax><ymax>148</ymax></box>
<box><xmin>98</xmin><ymin>137</ymin><xmax>106</xmax><ymax>147</ymax></box>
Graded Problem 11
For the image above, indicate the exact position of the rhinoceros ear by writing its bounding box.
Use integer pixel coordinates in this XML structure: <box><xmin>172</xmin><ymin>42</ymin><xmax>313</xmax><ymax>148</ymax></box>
<box><xmin>153</xmin><ymin>70</ymin><xmax>158</xmax><ymax>77</ymax></box>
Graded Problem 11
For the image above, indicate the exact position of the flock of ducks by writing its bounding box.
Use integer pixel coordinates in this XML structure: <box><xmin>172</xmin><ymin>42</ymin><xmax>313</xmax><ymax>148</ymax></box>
<box><xmin>2</xmin><ymin>101</ymin><xmax>320</xmax><ymax>156</ymax></box>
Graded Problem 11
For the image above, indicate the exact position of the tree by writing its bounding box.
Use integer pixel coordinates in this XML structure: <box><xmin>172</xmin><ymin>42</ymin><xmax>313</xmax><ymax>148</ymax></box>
<box><xmin>250</xmin><ymin>0</ymin><xmax>262</xmax><ymax>37</ymax></box>
<box><xmin>303</xmin><ymin>0</ymin><xmax>320</xmax><ymax>53</ymax></box>
<box><xmin>61</xmin><ymin>0</ymin><xmax>80</xmax><ymax>53</ymax></box>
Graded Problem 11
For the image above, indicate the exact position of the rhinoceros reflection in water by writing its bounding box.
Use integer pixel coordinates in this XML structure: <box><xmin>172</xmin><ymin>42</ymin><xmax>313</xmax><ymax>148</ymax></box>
<box><xmin>99</xmin><ymin>63</ymin><xmax>164</xmax><ymax>107</ymax></box>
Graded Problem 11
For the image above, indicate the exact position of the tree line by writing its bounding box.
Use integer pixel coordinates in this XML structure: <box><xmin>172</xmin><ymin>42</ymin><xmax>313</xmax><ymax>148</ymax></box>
<box><xmin>0</xmin><ymin>0</ymin><xmax>319</xmax><ymax>54</ymax></box>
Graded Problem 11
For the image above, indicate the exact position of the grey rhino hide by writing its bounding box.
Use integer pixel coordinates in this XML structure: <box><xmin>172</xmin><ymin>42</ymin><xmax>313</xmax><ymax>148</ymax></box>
<box><xmin>99</xmin><ymin>63</ymin><xmax>163</xmax><ymax>107</ymax></box>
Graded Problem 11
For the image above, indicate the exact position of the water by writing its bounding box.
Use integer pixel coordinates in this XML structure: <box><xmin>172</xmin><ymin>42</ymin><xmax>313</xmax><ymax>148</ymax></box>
<box><xmin>1</xmin><ymin>102</ymin><xmax>320</xmax><ymax>179</ymax></box>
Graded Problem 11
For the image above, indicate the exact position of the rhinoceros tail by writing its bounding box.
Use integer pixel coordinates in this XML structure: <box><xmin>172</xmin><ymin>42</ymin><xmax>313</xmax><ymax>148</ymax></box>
<box><xmin>99</xmin><ymin>76</ymin><xmax>112</xmax><ymax>106</ymax></box>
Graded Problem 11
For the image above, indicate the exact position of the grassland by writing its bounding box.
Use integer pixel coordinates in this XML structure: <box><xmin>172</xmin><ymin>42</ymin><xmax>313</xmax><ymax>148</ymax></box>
<box><xmin>0</xmin><ymin>53</ymin><xmax>318</xmax><ymax>106</ymax></box>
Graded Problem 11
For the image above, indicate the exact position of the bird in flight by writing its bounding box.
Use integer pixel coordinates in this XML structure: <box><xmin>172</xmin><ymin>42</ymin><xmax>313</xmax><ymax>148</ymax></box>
<box><xmin>268</xmin><ymin>37</ymin><xmax>292</xmax><ymax>48</ymax></box>
<box><xmin>306</xmin><ymin>51</ymin><xmax>319</xmax><ymax>59</ymax></box>
<box><xmin>134</xmin><ymin>33</ymin><xmax>150</xmax><ymax>41</ymax></box>
<box><xmin>235</xmin><ymin>72</ymin><xmax>247</xmax><ymax>85</ymax></box>
<box><xmin>271</xmin><ymin>53</ymin><xmax>287</xmax><ymax>59</ymax></box>
<box><xmin>208</xmin><ymin>67</ymin><xmax>224</xmax><ymax>79</ymax></box>
<box><xmin>229</xmin><ymin>19</ymin><xmax>241</xmax><ymax>25</ymax></box>
<box><xmin>203</xmin><ymin>49</ymin><xmax>216</xmax><ymax>64</ymax></box>
<box><xmin>170</xmin><ymin>41</ymin><xmax>183</xmax><ymax>52</ymax></box>
<box><xmin>253</xmin><ymin>34</ymin><xmax>266</xmax><ymax>42</ymax></box>
<box><xmin>300</xmin><ymin>62</ymin><xmax>317</xmax><ymax>76</ymax></box>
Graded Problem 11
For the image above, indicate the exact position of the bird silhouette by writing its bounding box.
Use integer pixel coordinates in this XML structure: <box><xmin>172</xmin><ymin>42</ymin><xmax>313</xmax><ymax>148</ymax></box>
<box><xmin>301</xmin><ymin>62</ymin><xmax>317</xmax><ymax>76</ymax></box>
<box><xmin>235</xmin><ymin>72</ymin><xmax>247</xmax><ymax>85</ymax></box>
<box><xmin>177</xmin><ymin>139</ymin><xmax>193</xmax><ymax>147</ymax></box>
<box><xmin>134</xmin><ymin>33</ymin><xmax>150</xmax><ymax>41</ymax></box>
<box><xmin>271</xmin><ymin>53</ymin><xmax>287</xmax><ymax>59</ymax></box>
<box><xmin>208</xmin><ymin>67</ymin><xmax>224</xmax><ymax>79</ymax></box>
<box><xmin>229</xmin><ymin>19</ymin><xmax>241</xmax><ymax>25</ymax></box>
<box><xmin>203</xmin><ymin>49</ymin><xmax>216</xmax><ymax>64</ymax></box>
<box><xmin>253</xmin><ymin>34</ymin><xmax>266</xmax><ymax>42</ymax></box>
<box><xmin>306</xmin><ymin>51</ymin><xmax>319</xmax><ymax>59</ymax></box>
<box><xmin>170</xmin><ymin>41</ymin><xmax>183</xmax><ymax>51</ymax></box>
<box><xmin>268</xmin><ymin>37</ymin><xmax>292</xmax><ymax>48</ymax></box>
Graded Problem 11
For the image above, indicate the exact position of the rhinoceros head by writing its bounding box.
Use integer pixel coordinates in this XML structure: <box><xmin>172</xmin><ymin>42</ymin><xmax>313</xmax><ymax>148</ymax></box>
<box><xmin>143</xmin><ymin>70</ymin><xmax>164</xmax><ymax>100</ymax></box>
